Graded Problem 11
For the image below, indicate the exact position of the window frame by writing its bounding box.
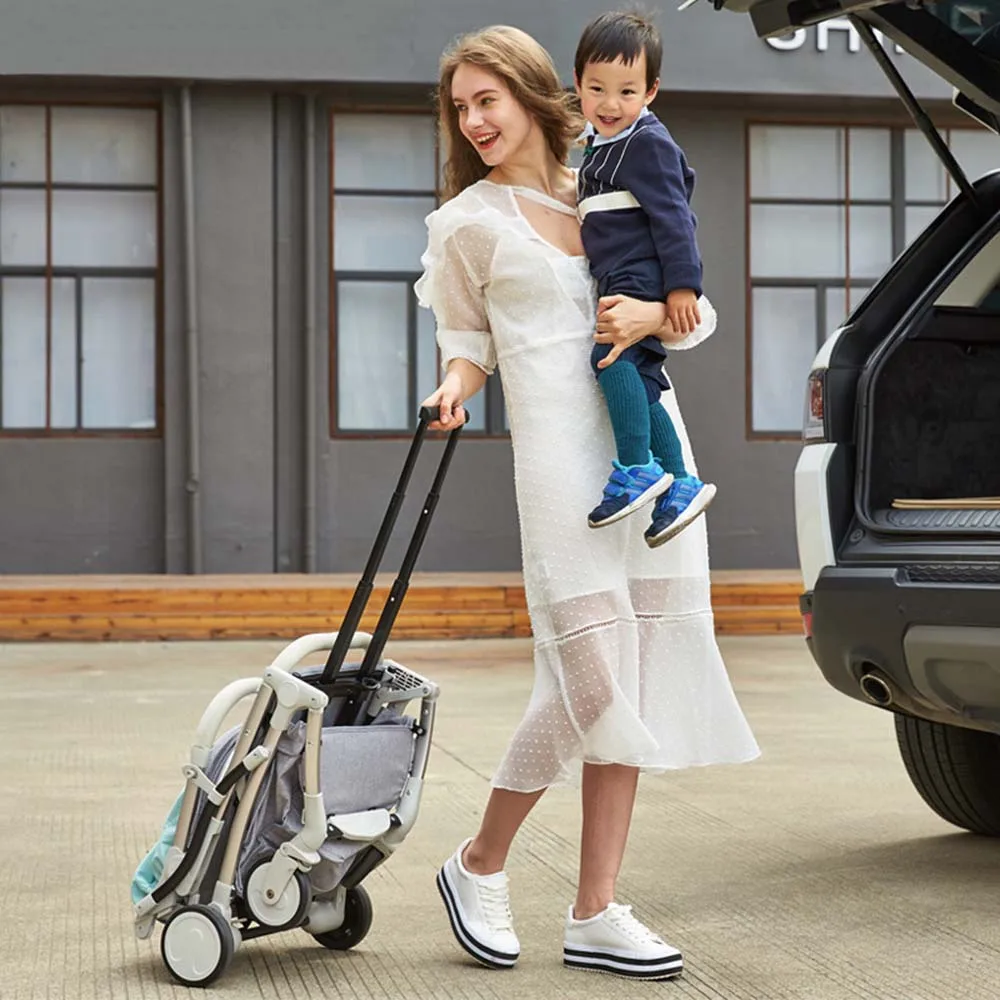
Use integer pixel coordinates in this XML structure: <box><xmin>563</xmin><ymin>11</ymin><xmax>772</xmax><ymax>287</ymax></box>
<box><xmin>744</xmin><ymin>115</ymin><xmax>986</xmax><ymax>441</ymax></box>
<box><xmin>327</xmin><ymin>105</ymin><xmax>507</xmax><ymax>440</ymax></box>
<box><xmin>0</xmin><ymin>97</ymin><xmax>164</xmax><ymax>439</ymax></box>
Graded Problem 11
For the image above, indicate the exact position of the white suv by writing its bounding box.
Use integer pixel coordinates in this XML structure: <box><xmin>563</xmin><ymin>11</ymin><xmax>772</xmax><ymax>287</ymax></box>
<box><xmin>720</xmin><ymin>0</ymin><xmax>1000</xmax><ymax>834</ymax></box>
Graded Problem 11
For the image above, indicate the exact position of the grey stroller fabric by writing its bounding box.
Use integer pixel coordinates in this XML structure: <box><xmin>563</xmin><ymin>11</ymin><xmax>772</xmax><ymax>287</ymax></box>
<box><xmin>202</xmin><ymin>711</ymin><xmax>417</xmax><ymax>896</ymax></box>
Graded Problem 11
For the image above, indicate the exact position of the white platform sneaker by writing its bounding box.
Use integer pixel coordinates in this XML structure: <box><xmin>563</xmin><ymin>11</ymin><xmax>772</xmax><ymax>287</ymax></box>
<box><xmin>436</xmin><ymin>839</ymin><xmax>520</xmax><ymax>969</ymax></box>
<box><xmin>563</xmin><ymin>902</ymin><xmax>683</xmax><ymax>980</ymax></box>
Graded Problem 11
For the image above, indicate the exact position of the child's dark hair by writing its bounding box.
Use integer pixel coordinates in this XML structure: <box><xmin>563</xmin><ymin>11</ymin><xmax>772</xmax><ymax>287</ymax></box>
<box><xmin>574</xmin><ymin>11</ymin><xmax>662</xmax><ymax>91</ymax></box>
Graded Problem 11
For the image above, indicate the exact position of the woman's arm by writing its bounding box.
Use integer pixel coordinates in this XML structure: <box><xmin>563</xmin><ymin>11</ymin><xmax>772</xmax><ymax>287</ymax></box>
<box><xmin>421</xmin><ymin>358</ymin><xmax>489</xmax><ymax>429</ymax></box>
<box><xmin>592</xmin><ymin>294</ymin><xmax>691</xmax><ymax>370</ymax></box>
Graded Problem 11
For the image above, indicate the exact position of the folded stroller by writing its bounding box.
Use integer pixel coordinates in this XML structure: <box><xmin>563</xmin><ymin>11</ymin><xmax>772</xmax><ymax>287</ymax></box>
<box><xmin>132</xmin><ymin>406</ymin><xmax>464</xmax><ymax>987</ymax></box>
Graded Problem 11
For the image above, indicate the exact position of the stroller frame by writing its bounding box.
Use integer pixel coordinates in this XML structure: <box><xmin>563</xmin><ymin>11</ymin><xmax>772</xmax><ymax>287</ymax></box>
<box><xmin>133</xmin><ymin>407</ymin><xmax>462</xmax><ymax>987</ymax></box>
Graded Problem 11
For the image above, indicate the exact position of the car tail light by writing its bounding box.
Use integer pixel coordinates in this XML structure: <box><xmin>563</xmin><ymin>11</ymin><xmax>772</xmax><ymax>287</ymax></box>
<box><xmin>802</xmin><ymin>610</ymin><xmax>813</xmax><ymax>639</ymax></box>
<box><xmin>803</xmin><ymin>369</ymin><xmax>827</xmax><ymax>443</ymax></box>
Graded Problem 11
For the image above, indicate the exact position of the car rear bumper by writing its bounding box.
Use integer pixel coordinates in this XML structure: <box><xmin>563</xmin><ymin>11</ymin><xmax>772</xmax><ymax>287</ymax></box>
<box><xmin>803</xmin><ymin>565</ymin><xmax>1000</xmax><ymax>731</ymax></box>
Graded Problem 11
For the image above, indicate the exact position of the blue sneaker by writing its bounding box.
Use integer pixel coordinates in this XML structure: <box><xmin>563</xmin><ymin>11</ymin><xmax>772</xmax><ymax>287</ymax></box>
<box><xmin>588</xmin><ymin>455</ymin><xmax>673</xmax><ymax>528</ymax></box>
<box><xmin>645</xmin><ymin>475</ymin><xmax>717</xmax><ymax>548</ymax></box>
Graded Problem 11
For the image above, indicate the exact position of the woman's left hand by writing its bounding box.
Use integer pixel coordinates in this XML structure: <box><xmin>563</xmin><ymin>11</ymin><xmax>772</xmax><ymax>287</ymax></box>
<box><xmin>593</xmin><ymin>294</ymin><xmax>669</xmax><ymax>369</ymax></box>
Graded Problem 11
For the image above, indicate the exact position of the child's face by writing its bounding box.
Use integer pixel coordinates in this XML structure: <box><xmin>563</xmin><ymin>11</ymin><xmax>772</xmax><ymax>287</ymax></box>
<box><xmin>451</xmin><ymin>63</ymin><xmax>536</xmax><ymax>168</ymax></box>
<box><xmin>575</xmin><ymin>55</ymin><xmax>659</xmax><ymax>140</ymax></box>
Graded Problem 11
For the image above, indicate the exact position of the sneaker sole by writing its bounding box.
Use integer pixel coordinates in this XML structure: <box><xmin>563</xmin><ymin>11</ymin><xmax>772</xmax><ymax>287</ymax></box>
<box><xmin>564</xmin><ymin>946</ymin><xmax>684</xmax><ymax>980</ymax></box>
<box><xmin>645</xmin><ymin>483</ymin><xmax>717</xmax><ymax>549</ymax></box>
<box><xmin>589</xmin><ymin>474</ymin><xmax>674</xmax><ymax>529</ymax></box>
<box><xmin>436</xmin><ymin>868</ymin><xmax>519</xmax><ymax>970</ymax></box>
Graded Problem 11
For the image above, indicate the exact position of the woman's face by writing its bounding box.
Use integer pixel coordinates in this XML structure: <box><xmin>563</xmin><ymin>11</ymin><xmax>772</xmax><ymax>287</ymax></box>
<box><xmin>451</xmin><ymin>63</ymin><xmax>535</xmax><ymax>168</ymax></box>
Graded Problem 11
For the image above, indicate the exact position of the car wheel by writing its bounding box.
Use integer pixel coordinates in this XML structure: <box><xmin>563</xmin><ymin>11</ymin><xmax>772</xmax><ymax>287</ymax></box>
<box><xmin>895</xmin><ymin>713</ymin><xmax>1000</xmax><ymax>835</ymax></box>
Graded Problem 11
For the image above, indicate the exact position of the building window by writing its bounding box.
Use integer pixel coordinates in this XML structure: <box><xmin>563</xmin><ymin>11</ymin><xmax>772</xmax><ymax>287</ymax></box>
<box><xmin>0</xmin><ymin>104</ymin><xmax>160</xmax><ymax>434</ymax></box>
<box><xmin>747</xmin><ymin>122</ymin><xmax>1000</xmax><ymax>436</ymax></box>
<box><xmin>329</xmin><ymin>111</ymin><xmax>505</xmax><ymax>436</ymax></box>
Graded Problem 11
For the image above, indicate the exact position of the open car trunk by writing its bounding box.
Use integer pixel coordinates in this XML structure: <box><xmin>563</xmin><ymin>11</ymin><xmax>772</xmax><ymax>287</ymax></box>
<box><xmin>712</xmin><ymin>0</ymin><xmax>1000</xmax><ymax>534</ymax></box>
<box><xmin>868</xmin><ymin>306</ymin><xmax>1000</xmax><ymax>529</ymax></box>
<box><xmin>727</xmin><ymin>0</ymin><xmax>1000</xmax><ymax>130</ymax></box>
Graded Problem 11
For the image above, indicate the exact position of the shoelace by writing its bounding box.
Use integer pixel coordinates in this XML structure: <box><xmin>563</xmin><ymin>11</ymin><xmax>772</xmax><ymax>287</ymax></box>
<box><xmin>478</xmin><ymin>878</ymin><xmax>514</xmax><ymax>932</ymax></box>
<box><xmin>605</xmin><ymin>903</ymin><xmax>665</xmax><ymax>945</ymax></box>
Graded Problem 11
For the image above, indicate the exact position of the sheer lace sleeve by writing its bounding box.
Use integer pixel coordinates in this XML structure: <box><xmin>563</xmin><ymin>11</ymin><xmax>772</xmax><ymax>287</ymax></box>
<box><xmin>415</xmin><ymin>210</ymin><xmax>497</xmax><ymax>375</ymax></box>
<box><xmin>669</xmin><ymin>295</ymin><xmax>717</xmax><ymax>351</ymax></box>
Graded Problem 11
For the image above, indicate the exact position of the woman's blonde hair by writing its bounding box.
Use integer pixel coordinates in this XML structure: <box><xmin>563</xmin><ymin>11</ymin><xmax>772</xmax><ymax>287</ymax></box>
<box><xmin>436</xmin><ymin>25</ymin><xmax>583</xmax><ymax>201</ymax></box>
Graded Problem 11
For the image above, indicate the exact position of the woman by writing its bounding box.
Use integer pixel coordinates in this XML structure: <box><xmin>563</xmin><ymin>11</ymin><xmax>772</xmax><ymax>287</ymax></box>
<box><xmin>417</xmin><ymin>24</ymin><xmax>759</xmax><ymax>982</ymax></box>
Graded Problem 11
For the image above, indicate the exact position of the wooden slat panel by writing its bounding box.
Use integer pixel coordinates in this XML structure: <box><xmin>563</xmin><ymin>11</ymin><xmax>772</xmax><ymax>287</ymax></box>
<box><xmin>0</xmin><ymin>586</ymin><xmax>523</xmax><ymax>615</ymax></box>
<box><xmin>0</xmin><ymin>572</ymin><xmax>803</xmax><ymax>641</ymax></box>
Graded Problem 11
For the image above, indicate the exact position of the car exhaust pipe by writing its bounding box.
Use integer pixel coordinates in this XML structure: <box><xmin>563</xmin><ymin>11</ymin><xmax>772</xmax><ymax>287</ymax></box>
<box><xmin>859</xmin><ymin>671</ymin><xmax>894</xmax><ymax>708</ymax></box>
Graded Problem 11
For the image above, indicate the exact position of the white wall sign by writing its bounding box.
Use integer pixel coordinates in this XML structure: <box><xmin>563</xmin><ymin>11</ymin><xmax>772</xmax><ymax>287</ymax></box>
<box><xmin>766</xmin><ymin>18</ymin><xmax>906</xmax><ymax>54</ymax></box>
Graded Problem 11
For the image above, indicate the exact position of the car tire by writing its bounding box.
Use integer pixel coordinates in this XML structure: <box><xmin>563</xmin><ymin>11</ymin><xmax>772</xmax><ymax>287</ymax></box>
<box><xmin>895</xmin><ymin>713</ymin><xmax>1000</xmax><ymax>836</ymax></box>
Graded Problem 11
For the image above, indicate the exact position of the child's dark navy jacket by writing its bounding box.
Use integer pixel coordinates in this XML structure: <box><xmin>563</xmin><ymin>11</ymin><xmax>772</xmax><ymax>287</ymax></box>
<box><xmin>577</xmin><ymin>110</ymin><xmax>703</xmax><ymax>301</ymax></box>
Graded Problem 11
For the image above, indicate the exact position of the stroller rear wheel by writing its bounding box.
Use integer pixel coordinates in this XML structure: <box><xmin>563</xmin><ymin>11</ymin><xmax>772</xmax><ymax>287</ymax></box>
<box><xmin>160</xmin><ymin>903</ymin><xmax>235</xmax><ymax>987</ymax></box>
<box><xmin>245</xmin><ymin>859</ymin><xmax>312</xmax><ymax>930</ymax></box>
<box><xmin>310</xmin><ymin>886</ymin><xmax>373</xmax><ymax>951</ymax></box>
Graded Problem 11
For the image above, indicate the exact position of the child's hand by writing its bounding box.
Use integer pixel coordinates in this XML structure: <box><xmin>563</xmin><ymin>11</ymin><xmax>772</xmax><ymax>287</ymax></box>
<box><xmin>666</xmin><ymin>289</ymin><xmax>701</xmax><ymax>336</ymax></box>
<box><xmin>421</xmin><ymin>372</ymin><xmax>466</xmax><ymax>431</ymax></box>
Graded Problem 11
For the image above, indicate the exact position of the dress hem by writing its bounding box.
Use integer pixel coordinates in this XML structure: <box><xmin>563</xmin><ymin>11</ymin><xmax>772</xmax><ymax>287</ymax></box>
<box><xmin>490</xmin><ymin>746</ymin><xmax>761</xmax><ymax>795</ymax></box>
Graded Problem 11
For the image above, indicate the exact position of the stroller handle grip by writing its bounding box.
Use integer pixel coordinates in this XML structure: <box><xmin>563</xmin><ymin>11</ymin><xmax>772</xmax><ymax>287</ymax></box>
<box><xmin>418</xmin><ymin>404</ymin><xmax>468</xmax><ymax>426</ymax></box>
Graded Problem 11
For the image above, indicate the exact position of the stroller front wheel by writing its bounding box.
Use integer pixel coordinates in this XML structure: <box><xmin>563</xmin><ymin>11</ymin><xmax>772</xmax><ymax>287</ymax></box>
<box><xmin>310</xmin><ymin>885</ymin><xmax>373</xmax><ymax>951</ymax></box>
<box><xmin>160</xmin><ymin>904</ymin><xmax>235</xmax><ymax>987</ymax></box>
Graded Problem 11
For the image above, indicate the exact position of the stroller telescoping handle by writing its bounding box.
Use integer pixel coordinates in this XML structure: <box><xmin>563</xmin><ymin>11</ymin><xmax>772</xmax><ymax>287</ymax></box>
<box><xmin>319</xmin><ymin>405</ymin><xmax>466</xmax><ymax>687</ymax></box>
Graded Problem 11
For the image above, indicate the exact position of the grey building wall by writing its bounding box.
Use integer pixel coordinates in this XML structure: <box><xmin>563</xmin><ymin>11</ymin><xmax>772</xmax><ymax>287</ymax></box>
<box><xmin>193</xmin><ymin>90</ymin><xmax>276</xmax><ymax>573</ymax></box>
<box><xmin>0</xmin><ymin>1</ymin><xmax>952</xmax><ymax>100</ymax></box>
<box><xmin>0</xmin><ymin>438</ymin><xmax>164</xmax><ymax>572</ymax></box>
<box><xmin>0</xmin><ymin>80</ymin><xmax>168</xmax><ymax>575</ymax></box>
<box><xmin>0</xmin><ymin>83</ymin><xmax>959</xmax><ymax>575</ymax></box>
<box><xmin>0</xmin><ymin>0</ymin><xmax>969</xmax><ymax>574</ymax></box>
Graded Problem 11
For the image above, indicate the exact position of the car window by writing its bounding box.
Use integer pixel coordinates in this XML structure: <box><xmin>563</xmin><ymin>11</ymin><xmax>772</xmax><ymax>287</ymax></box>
<box><xmin>928</xmin><ymin>1</ymin><xmax>1000</xmax><ymax>54</ymax></box>
<box><xmin>935</xmin><ymin>229</ymin><xmax>1000</xmax><ymax>306</ymax></box>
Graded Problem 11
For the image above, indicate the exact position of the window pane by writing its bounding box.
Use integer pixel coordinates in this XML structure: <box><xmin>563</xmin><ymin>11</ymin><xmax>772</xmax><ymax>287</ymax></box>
<box><xmin>52</xmin><ymin>190</ymin><xmax>157</xmax><ymax>267</ymax></box>
<box><xmin>51</xmin><ymin>106</ymin><xmax>158</xmax><ymax>185</ymax></box>
<box><xmin>950</xmin><ymin>128</ymin><xmax>1000</xmax><ymax>182</ymax></box>
<box><xmin>824</xmin><ymin>284</ymin><xmax>872</xmax><ymax>340</ymax></box>
<box><xmin>0</xmin><ymin>189</ymin><xmax>46</xmax><ymax>265</ymax></box>
<box><xmin>51</xmin><ymin>278</ymin><xmax>77</xmax><ymax>428</ymax></box>
<box><xmin>750</xmin><ymin>126</ymin><xmax>845</xmax><ymax>200</ymax></box>
<box><xmin>334</xmin><ymin>114</ymin><xmax>436</xmax><ymax>191</ymax></box>
<box><xmin>334</xmin><ymin>195</ymin><xmax>436</xmax><ymax>272</ymax></box>
<box><xmin>415</xmin><ymin>299</ymin><xmax>490</xmax><ymax>432</ymax></box>
<box><xmin>1</xmin><ymin>277</ymin><xmax>46</xmax><ymax>428</ymax></box>
<box><xmin>415</xmin><ymin>297</ymin><xmax>453</xmax><ymax>425</ymax></box>
<box><xmin>752</xmin><ymin>286</ymin><xmax>818</xmax><ymax>432</ymax></box>
<box><xmin>337</xmin><ymin>281</ymin><xmax>409</xmax><ymax>430</ymax></box>
<box><xmin>81</xmin><ymin>278</ymin><xmax>156</xmax><ymax>429</ymax></box>
<box><xmin>0</xmin><ymin>106</ymin><xmax>46</xmax><ymax>182</ymax></box>
<box><xmin>461</xmin><ymin>386</ymin><xmax>487</xmax><ymax>432</ymax></box>
<box><xmin>750</xmin><ymin>203</ymin><xmax>845</xmax><ymax>278</ymax></box>
<box><xmin>849</xmin><ymin>205</ymin><xmax>893</xmax><ymax>278</ymax></box>
<box><xmin>848</xmin><ymin>128</ymin><xmax>891</xmax><ymax>200</ymax></box>
<box><xmin>905</xmin><ymin>129</ymin><xmax>949</xmax><ymax>202</ymax></box>
<box><xmin>905</xmin><ymin>205</ymin><xmax>940</xmax><ymax>245</ymax></box>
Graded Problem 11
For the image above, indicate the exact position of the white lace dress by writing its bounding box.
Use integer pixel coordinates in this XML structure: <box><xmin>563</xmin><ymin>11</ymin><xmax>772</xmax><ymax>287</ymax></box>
<box><xmin>416</xmin><ymin>179</ymin><xmax>759</xmax><ymax>793</ymax></box>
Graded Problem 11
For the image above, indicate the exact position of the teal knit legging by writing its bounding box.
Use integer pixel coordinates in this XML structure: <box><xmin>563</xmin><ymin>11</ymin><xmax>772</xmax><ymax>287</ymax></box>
<box><xmin>597</xmin><ymin>362</ymin><xmax>687</xmax><ymax>477</ymax></box>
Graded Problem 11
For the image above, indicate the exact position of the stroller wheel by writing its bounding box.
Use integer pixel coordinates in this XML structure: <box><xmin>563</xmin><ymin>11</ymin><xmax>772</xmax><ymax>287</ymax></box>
<box><xmin>244</xmin><ymin>860</ymin><xmax>313</xmax><ymax>930</ymax></box>
<box><xmin>160</xmin><ymin>904</ymin><xmax>235</xmax><ymax>987</ymax></box>
<box><xmin>310</xmin><ymin>886</ymin><xmax>373</xmax><ymax>951</ymax></box>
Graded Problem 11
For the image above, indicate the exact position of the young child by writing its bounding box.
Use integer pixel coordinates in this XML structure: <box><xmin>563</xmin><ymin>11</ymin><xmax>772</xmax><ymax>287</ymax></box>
<box><xmin>575</xmin><ymin>10</ymin><xmax>717</xmax><ymax>548</ymax></box>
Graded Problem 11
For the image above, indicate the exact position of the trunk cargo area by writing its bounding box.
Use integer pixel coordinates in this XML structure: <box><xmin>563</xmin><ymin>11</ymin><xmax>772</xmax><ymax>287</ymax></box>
<box><xmin>868</xmin><ymin>309</ymin><xmax>1000</xmax><ymax>527</ymax></box>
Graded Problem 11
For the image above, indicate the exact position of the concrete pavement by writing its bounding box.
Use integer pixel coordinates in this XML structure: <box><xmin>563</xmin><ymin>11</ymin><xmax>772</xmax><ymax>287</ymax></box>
<box><xmin>2</xmin><ymin>635</ymin><xmax>999</xmax><ymax>999</ymax></box>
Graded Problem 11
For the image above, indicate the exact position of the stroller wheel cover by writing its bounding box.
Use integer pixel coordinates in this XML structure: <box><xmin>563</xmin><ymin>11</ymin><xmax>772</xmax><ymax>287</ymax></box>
<box><xmin>245</xmin><ymin>860</ymin><xmax>311</xmax><ymax>929</ymax></box>
<box><xmin>161</xmin><ymin>904</ymin><xmax>234</xmax><ymax>987</ymax></box>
